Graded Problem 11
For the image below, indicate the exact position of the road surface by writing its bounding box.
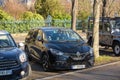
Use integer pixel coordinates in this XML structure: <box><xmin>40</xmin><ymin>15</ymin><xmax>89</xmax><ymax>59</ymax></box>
<box><xmin>34</xmin><ymin>61</ymin><xmax>120</xmax><ymax>80</ymax></box>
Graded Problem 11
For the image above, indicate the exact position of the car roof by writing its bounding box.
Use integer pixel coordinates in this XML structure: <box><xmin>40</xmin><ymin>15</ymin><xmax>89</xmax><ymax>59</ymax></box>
<box><xmin>0</xmin><ymin>30</ymin><xmax>9</xmax><ymax>35</ymax></box>
<box><xmin>32</xmin><ymin>27</ymin><xmax>72</xmax><ymax>31</ymax></box>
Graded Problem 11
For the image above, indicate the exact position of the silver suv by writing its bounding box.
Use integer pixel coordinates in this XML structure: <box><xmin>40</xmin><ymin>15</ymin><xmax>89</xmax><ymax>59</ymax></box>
<box><xmin>87</xmin><ymin>17</ymin><xmax>120</xmax><ymax>56</ymax></box>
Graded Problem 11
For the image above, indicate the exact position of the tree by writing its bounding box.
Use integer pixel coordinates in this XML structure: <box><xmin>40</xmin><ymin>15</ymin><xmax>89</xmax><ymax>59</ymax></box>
<box><xmin>3</xmin><ymin>0</ymin><xmax>27</xmax><ymax>19</ymax></box>
<box><xmin>78</xmin><ymin>0</ymin><xmax>91</xmax><ymax>20</ymax></box>
<box><xmin>93</xmin><ymin>0</ymin><xmax>101</xmax><ymax>58</ymax></box>
<box><xmin>21</xmin><ymin>11</ymin><xmax>44</xmax><ymax>21</ymax></box>
<box><xmin>0</xmin><ymin>9</ymin><xmax>13</xmax><ymax>21</ymax></box>
<box><xmin>71</xmin><ymin>0</ymin><xmax>78</xmax><ymax>31</ymax></box>
<box><xmin>35</xmin><ymin>0</ymin><xmax>65</xmax><ymax>18</ymax></box>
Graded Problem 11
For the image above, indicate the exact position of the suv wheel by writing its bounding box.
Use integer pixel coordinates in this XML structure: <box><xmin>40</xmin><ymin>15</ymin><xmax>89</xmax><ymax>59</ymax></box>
<box><xmin>42</xmin><ymin>54</ymin><xmax>51</xmax><ymax>71</ymax></box>
<box><xmin>113</xmin><ymin>42</ymin><xmax>120</xmax><ymax>56</ymax></box>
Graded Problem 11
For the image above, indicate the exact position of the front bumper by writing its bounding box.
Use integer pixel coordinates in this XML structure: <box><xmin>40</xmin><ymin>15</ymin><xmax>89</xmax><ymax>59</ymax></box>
<box><xmin>52</xmin><ymin>54</ymin><xmax>94</xmax><ymax>70</ymax></box>
<box><xmin>0</xmin><ymin>62</ymin><xmax>30</xmax><ymax>80</ymax></box>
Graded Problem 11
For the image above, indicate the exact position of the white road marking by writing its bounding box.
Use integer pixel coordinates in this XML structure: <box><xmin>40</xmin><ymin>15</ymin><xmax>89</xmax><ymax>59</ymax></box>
<box><xmin>36</xmin><ymin>61</ymin><xmax>120</xmax><ymax>80</ymax></box>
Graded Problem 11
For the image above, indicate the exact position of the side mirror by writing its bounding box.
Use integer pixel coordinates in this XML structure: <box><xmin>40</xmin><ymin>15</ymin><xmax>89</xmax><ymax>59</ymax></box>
<box><xmin>18</xmin><ymin>42</ymin><xmax>24</xmax><ymax>48</ymax></box>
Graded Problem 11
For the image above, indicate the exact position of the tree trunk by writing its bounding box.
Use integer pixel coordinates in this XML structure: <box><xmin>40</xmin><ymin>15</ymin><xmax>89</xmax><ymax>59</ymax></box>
<box><xmin>102</xmin><ymin>0</ymin><xmax>106</xmax><ymax>30</ymax></box>
<box><xmin>93</xmin><ymin>0</ymin><xmax>101</xmax><ymax>58</ymax></box>
<box><xmin>71</xmin><ymin>0</ymin><xmax>78</xmax><ymax>31</ymax></box>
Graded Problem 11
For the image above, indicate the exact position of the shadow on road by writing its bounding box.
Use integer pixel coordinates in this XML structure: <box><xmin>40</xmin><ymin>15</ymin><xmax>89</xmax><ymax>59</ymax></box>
<box><xmin>99</xmin><ymin>47</ymin><xmax>115</xmax><ymax>57</ymax></box>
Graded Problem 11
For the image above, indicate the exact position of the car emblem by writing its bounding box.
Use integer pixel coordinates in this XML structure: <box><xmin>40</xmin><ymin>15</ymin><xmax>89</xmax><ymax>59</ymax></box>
<box><xmin>76</xmin><ymin>51</ymin><xmax>81</xmax><ymax>57</ymax></box>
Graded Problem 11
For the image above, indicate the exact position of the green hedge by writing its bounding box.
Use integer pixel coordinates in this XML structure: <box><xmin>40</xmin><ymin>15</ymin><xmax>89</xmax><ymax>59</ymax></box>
<box><xmin>0</xmin><ymin>20</ymin><xmax>45</xmax><ymax>33</ymax></box>
<box><xmin>0</xmin><ymin>11</ymin><xmax>45</xmax><ymax>33</ymax></box>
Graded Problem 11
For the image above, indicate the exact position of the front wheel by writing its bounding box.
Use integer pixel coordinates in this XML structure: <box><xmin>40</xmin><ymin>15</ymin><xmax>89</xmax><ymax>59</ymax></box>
<box><xmin>21</xmin><ymin>64</ymin><xmax>32</xmax><ymax>80</ymax></box>
<box><xmin>113</xmin><ymin>42</ymin><xmax>120</xmax><ymax>56</ymax></box>
<box><xmin>42</xmin><ymin>54</ymin><xmax>51</xmax><ymax>71</ymax></box>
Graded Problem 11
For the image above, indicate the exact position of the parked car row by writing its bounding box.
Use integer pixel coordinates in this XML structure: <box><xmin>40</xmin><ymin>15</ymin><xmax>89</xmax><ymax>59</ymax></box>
<box><xmin>0</xmin><ymin>27</ymin><xmax>94</xmax><ymax>79</ymax></box>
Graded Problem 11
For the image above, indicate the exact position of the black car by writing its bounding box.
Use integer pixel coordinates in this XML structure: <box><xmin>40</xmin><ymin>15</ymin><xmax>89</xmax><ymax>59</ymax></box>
<box><xmin>25</xmin><ymin>27</ymin><xmax>94</xmax><ymax>71</ymax></box>
<box><xmin>0</xmin><ymin>30</ymin><xmax>31</xmax><ymax>80</ymax></box>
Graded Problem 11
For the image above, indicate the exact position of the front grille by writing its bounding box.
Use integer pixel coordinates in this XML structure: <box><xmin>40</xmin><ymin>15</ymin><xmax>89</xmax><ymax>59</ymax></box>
<box><xmin>0</xmin><ymin>59</ymin><xmax>19</xmax><ymax>70</ymax></box>
<box><xmin>70</xmin><ymin>53</ymin><xmax>87</xmax><ymax>60</ymax></box>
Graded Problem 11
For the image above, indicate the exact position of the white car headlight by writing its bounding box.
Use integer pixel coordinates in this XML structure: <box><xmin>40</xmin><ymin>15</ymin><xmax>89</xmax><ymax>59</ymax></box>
<box><xmin>50</xmin><ymin>48</ymin><xmax>64</xmax><ymax>55</ymax></box>
<box><xmin>19</xmin><ymin>53</ymin><xmax>27</xmax><ymax>63</ymax></box>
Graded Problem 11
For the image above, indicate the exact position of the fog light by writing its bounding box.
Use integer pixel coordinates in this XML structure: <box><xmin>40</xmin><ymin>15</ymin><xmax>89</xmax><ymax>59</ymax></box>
<box><xmin>21</xmin><ymin>71</ymin><xmax>25</xmax><ymax>76</ymax></box>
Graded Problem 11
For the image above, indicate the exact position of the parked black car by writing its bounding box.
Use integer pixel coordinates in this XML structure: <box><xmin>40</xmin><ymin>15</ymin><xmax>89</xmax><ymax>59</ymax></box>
<box><xmin>0</xmin><ymin>30</ymin><xmax>31</xmax><ymax>80</ymax></box>
<box><xmin>25</xmin><ymin>27</ymin><xmax>94</xmax><ymax>71</ymax></box>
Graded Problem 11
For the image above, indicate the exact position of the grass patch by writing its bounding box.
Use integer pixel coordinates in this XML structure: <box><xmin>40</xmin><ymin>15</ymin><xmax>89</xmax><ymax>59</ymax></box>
<box><xmin>95</xmin><ymin>55</ymin><xmax>120</xmax><ymax>66</ymax></box>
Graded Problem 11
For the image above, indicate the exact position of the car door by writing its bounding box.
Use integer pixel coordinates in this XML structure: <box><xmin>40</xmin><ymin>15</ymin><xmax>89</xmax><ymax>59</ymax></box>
<box><xmin>101</xmin><ymin>22</ymin><xmax>113</xmax><ymax>46</ymax></box>
<box><xmin>99</xmin><ymin>22</ymin><xmax>103</xmax><ymax>45</ymax></box>
<box><xmin>34</xmin><ymin>30</ymin><xmax>45</xmax><ymax>61</ymax></box>
<box><xmin>29</xmin><ymin>30</ymin><xmax>41</xmax><ymax>60</ymax></box>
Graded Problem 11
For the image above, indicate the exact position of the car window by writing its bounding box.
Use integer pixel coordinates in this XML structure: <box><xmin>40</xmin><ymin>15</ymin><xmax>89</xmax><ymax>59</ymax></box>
<box><xmin>0</xmin><ymin>34</ymin><xmax>16</xmax><ymax>48</ymax></box>
<box><xmin>115</xmin><ymin>22</ymin><xmax>120</xmax><ymax>29</ymax></box>
<box><xmin>27</xmin><ymin>29</ymin><xmax>34</xmax><ymax>38</ymax></box>
<box><xmin>104</xmin><ymin>22</ymin><xmax>111</xmax><ymax>32</ymax></box>
<box><xmin>33</xmin><ymin>30</ymin><xmax>38</xmax><ymax>39</ymax></box>
<box><xmin>36</xmin><ymin>30</ymin><xmax>43</xmax><ymax>40</ymax></box>
<box><xmin>44</xmin><ymin>29</ymin><xmax>83</xmax><ymax>42</ymax></box>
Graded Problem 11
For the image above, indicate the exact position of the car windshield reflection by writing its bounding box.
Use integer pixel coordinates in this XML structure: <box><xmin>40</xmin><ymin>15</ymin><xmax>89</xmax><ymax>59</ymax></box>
<box><xmin>44</xmin><ymin>29</ymin><xmax>83</xmax><ymax>42</ymax></box>
<box><xmin>0</xmin><ymin>34</ymin><xmax>16</xmax><ymax>48</ymax></box>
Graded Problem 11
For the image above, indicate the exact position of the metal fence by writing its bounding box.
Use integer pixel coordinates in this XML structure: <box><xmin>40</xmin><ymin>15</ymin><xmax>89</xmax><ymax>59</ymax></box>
<box><xmin>0</xmin><ymin>19</ymin><xmax>83</xmax><ymax>33</ymax></box>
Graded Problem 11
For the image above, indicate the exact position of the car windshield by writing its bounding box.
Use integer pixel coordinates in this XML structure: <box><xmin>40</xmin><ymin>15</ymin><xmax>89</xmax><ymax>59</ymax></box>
<box><xmin>0</xmin><ymin>34</ymin><xmax>16</xmax><ymax>48</ymax></box>
<box><xmin>110</xmin><ymin>20</ymin><xmax>120</xmax><ymax>29</ymax></box>
<box><xmin>44</xmin><ymin>29</ymin><xmax>83</xmax><ymax>42</ymax></box>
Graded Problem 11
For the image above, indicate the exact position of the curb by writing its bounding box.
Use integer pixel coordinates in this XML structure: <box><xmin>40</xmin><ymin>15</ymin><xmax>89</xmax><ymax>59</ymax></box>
<box><xmin>36</xmin><ymin>61</ymin><xmax>120</xmax><ymax>80</ymax></box>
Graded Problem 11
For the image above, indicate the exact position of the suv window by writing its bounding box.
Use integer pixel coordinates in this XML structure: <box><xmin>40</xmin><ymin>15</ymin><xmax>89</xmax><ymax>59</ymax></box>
<box><xmin>104</xmin><ymin>22</ymin><xmax>111</xmax><ymax>32</ymax></box>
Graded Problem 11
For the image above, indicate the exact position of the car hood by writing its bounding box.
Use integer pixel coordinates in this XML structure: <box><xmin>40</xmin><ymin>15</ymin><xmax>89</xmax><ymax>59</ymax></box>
<box><xmin>46</xmin><ymin>41</ymin><xmax>91</xmax><ymax>53</ymax></box>
<box><xmin>0</xmin><ymin>47</ymin><xmax>22</xmax><ymax>60</ymax></box>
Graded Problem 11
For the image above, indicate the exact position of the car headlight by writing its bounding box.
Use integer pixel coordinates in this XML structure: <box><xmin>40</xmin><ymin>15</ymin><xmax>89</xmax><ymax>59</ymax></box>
<box><xmin>19</xmin><ymin>53</ymin><xmax>27</xmax><ymax>63</ymax></box>
<box><xmin>50</xmin><ymin>48</ymin><xmax>64</xmax><ymax>55</ymax></box>
<box><xmin>89</xmin><ymin>48</ymin><xmax>94</xmax><ymax>56</ymax></box>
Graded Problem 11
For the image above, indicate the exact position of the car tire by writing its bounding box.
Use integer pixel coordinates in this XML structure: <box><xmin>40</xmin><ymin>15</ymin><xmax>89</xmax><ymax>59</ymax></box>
<box><xmin>113</xmin><ymin>42</ymin><xmax>120</xmax><ymax>56</ymax></box>
<box><xmin>42</xmin><ymin>54</ymin><xmax>51</xmax><ymax>71</ymax></box>
<box><xmin>21</xmin><ymin>64</ymin><xmax>32</xmax><ymax>80</ymax></box>
<box><xmin>86</xmin><ymin>58</ymin><xmax>94</xmax><ymax>68</ymax></box>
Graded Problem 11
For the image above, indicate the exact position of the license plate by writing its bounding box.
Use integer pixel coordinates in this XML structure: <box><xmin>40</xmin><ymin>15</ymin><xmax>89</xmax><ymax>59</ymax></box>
<box><xmin>0</xmin><ymin>70</ymin><xmax>12</xmax><ymax>76</ymax></box>
<box><xmin>71</xmin><ymin>65</ymin><xmax>85</xmax><ymax>69</ymax></box>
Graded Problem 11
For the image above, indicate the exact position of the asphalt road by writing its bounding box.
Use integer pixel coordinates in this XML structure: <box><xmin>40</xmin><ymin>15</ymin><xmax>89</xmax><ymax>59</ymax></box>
<box><xmin>26</xmin><ymin>47</ymin><xmax>120</xmax><ymax>80</ymax></box>
<box><xmin>29</xmin><ymin>61</ymin><xmax>120</xmax><ymax>80</ymax></box>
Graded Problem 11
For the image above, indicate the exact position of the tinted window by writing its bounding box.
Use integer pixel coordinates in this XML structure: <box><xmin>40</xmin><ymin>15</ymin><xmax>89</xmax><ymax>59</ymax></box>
<box><xmin>44</xmin><ymin>29</ymin><xmax>83</xmax><ymax>41</ymax></box>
